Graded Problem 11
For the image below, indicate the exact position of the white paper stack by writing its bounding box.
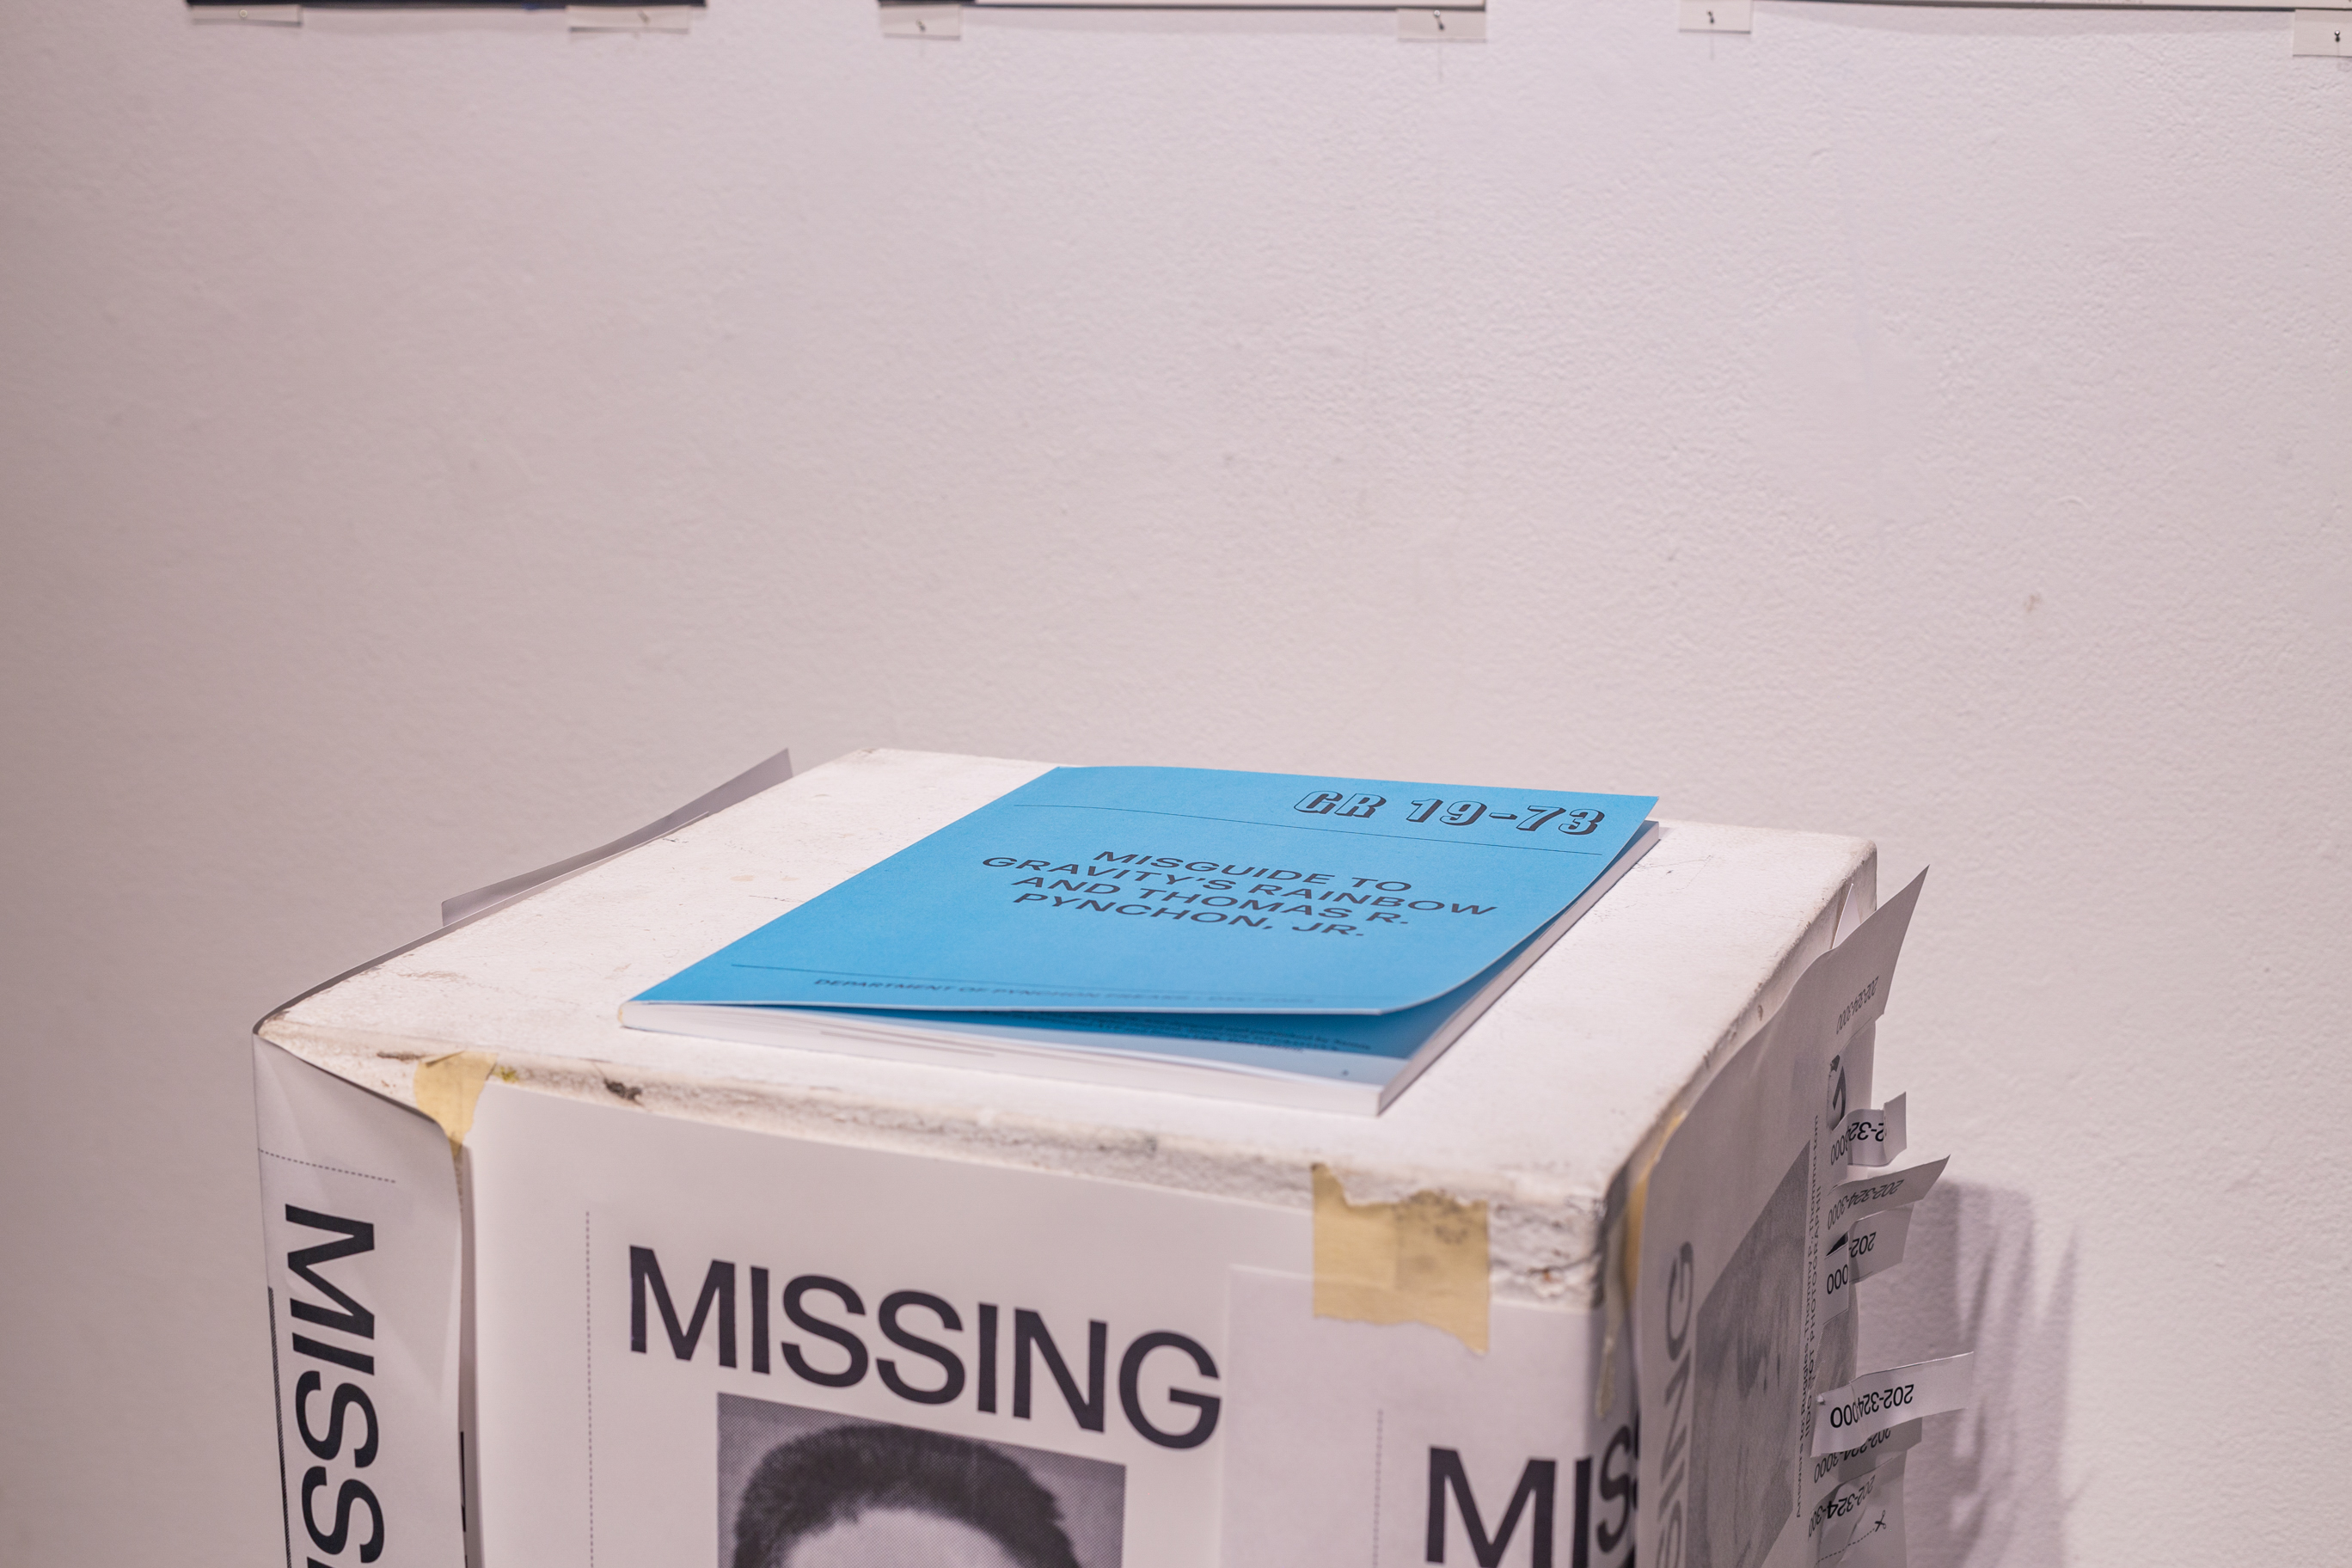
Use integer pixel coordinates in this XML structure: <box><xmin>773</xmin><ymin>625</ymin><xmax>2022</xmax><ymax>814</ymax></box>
<box><xmin>251</xmin><ymin>747</ymin><xmax>1884</xmax><ymax>1568</ymax></box>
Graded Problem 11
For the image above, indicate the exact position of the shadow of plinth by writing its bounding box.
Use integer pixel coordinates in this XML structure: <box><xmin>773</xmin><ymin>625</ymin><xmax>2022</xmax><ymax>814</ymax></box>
<box><xmin>1853</xmin><ymin>1180</ymin><xmax>2076</xmax><ymax>1568</ymax></box>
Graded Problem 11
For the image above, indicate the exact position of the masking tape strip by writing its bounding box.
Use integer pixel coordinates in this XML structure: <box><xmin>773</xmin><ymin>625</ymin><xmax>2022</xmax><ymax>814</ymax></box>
<box><xmin>1311</xmin><ymin>1164</ymin><xmax>1489</xmax><ymax>1353</ymax></box>
<box><xmin>414</xmin><ymin>1051</ymin><xmax>499</xmax><ymax>1159</ymax></box>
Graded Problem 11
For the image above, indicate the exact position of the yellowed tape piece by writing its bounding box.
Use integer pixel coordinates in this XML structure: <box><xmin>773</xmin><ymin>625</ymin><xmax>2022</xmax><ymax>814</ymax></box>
<box><xmin>413</xmin><ymin>1050</ymin><xmax>499</xmax><ymax>1159</ymax></box>
<box><xmin>1311</xmin><ymin>1164</ymin><xmax>1489</xmax><ymax>1353</ymax></box>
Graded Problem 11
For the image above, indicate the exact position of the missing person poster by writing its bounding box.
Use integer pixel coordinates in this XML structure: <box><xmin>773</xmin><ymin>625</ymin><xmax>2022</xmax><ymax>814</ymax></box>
<box><xmin>475</xmin><ymin>1095</ymin><xmax>1289</xmax><ymax>1568</ymax></box>
<box><xmin>1632</xmin><ymin>875</ymin><xmax>1923</xmax><ymax>1568</ymax></box>
<box><xmin>448</xmin><ymin>1079</ymin><xmax>1628</xmax><ymax>1568</ymax></box>
<box><xmin>469</xmin><ymin>1081</ymin><xmax>1257</xmax><ymax>1566</ymax></box>
<box><xmin>251</xmin><ymin>1044</ymin><xmax>467</xmax><ymax>1568</ymax></box>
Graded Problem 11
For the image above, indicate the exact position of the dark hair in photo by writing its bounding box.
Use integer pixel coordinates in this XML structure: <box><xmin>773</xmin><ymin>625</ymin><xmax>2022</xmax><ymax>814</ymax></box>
<box><xmin>732</xmin><ymin>1423</ymin><xmax>1083</xmax><ymax>1568</ymax></box>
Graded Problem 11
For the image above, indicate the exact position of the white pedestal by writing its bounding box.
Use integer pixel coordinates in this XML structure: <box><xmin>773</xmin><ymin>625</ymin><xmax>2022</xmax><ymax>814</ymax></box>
<box><xmin>254</xmin><ymin>748</ymin><xmax>1873</xmax><ymax>1568</ymax></box>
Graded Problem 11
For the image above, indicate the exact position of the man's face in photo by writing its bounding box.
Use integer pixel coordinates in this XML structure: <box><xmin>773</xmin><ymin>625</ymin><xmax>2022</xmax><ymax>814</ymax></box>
<box><xmin>721</xmin><ymin>1402</ymin><xmax>1116</xmax><ymax>1568</ymax></box>
<box><xmin>778</xmin><ymin>1507</ymin><xmax>1025</xmax><ymax>1568</ymax></box>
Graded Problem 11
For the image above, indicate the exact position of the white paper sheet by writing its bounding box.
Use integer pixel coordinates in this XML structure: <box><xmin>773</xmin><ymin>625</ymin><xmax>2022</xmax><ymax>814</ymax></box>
<box><xmin>462</xmin><ymin>1081</ymin><xmax>1308</xmax><ymax>1568</ymax></box>
<box><xmin>1814</xmin><ymin>1354</ymin><xmax>1975</xmax><ymax>1455</ymax></box>
<box><xmin>1813</xmin><ymin>1454</ymin><xmax>1906</xmax><ymax>1566</ymax></box>
<box><xmin>1825</xmin><ymin>1157</ymin><xmax>1946</xmax><ymax>1234</ymax></box>
<box><xmin>1832</xmin><ymin>1093</ymin><xmax>1907</xmax><ymax>1170</ymax></box>
<box><xmin>1846</xmin><ymin>1203</ymin><xmax>1914</xmax><ymax>1286</ymax></box>
<box><xmin>1820</xmin><ymin>1203</ymin><xmax>1916</xmax><ymax>1321</ymax></box>
<box><xmin>439</xmin><ymin>744</ymin><xmax>791</xmax><ymax>926</ymax></box>
<box><xmin>1810</xmin><ymin>1418</ymin><xmax>1922</xmax><ymax>1496</ymax></box>
<box><xmin>2293</xmin><ymin>10</ymin><xmax>2352</xmax><ymax>54</ymax></box>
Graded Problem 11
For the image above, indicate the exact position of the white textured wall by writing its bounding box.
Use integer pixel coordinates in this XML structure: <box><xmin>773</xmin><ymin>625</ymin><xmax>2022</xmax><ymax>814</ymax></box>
<box><xmin>2</xmin><ymin>3</ymin><xmax>2344</xmax><ymax>1563</ymax></box>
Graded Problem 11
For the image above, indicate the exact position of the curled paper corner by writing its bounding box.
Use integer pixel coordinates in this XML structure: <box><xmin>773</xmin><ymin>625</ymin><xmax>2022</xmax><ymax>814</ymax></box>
<box><xmin>413</xmin><ymin>1050</ymin><xmax>499</xmax><ymax>1160</ymax></box>
<box><xmin>1310</xmin><ymin>1164</ymin><xmax>1490</xmax><ymax>1354</ymax></box>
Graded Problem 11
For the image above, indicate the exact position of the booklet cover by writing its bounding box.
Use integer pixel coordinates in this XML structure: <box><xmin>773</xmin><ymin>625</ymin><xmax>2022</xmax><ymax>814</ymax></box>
<box><xmin>631</xmin><ymin>765</ymin><xmax>1657</xmax><ymax>1017</ymax></box>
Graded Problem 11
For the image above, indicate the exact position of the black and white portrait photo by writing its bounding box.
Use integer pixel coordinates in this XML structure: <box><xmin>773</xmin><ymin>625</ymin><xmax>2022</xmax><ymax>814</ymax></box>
<box><xmin>1689</xmin><ymin>1148</ymin><xmax>1810</xmax><ymax>1568</ymax></box>
<box><xmin>718</xmin><ymin>1395</ymin><xmax>1125</xmax><ymax>1568</ymax></box>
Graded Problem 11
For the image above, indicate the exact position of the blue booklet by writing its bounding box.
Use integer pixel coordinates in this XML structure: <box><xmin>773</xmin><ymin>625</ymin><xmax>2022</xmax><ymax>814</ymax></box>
<box><xmin>623</xmin><ymin>767</ymin><xmax>1657</xmax><ymax>1113</ymax></box>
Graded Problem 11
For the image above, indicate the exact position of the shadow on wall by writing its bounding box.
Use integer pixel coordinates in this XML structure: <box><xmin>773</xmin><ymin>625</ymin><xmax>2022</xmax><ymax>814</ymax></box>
<box><xmin>1854</xmin><ymin>1181</ymin><xmax>2076</xmax><ymax>1568</ymax></box>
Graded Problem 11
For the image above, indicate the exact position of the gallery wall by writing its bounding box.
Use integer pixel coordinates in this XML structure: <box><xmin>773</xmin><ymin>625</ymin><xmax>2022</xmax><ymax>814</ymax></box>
<box><xmin>2</xmin><ymin>2</ymin><xmax>2344</xmax><ymax>1563</ymax></box>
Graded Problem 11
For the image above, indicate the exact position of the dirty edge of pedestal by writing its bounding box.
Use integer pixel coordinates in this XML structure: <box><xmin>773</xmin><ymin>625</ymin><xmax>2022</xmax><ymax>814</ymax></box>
<box><xmin>257</xmin><ymin>747</ymin><xmax>1876</xmax><ymax>1305</ymax></box>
